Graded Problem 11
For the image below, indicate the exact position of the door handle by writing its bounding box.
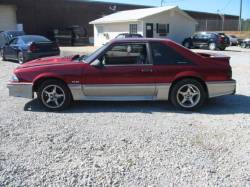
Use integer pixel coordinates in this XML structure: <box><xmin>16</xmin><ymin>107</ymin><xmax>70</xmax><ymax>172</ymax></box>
<box><xmin>141</xmin><ymin>69</ymin><xmax>153</xmax><ymax>73</ymax></box>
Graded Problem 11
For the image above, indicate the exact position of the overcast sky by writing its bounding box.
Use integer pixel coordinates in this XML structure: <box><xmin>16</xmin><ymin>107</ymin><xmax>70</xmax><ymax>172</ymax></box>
<box><xmin>92</xmin><ymin>0</ymin><xmax>250</xmax><ymax>19</ymax></box>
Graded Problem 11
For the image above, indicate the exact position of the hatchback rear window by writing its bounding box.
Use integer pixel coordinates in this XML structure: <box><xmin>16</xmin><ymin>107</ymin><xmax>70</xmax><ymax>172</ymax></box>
<box><xmin>21</xmin><ymin>36</ymin><xmax>50</xmax><ymax>44</ymax></box>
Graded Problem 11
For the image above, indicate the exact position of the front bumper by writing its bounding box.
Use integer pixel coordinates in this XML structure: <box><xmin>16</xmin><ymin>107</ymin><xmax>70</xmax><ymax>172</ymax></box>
<box><xmin>7</xmin><ymin>82</ymin><xmax>33</xmax><ymax>99</ymax></box>
<box><xmin>206</xmin><ymin>80</ymin><xmax>236</xmax><ymax>98</ymax></box>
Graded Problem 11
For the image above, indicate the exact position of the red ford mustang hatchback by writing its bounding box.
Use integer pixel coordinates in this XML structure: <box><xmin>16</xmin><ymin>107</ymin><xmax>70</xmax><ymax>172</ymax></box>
<box><xmin>7</xmin><ymin>38</ymin><xmax>236</xmax><ymax>111</ymax></box>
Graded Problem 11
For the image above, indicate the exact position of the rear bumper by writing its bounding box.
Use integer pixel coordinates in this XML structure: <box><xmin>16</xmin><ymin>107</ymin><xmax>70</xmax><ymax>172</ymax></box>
<box><xmin>7</xmin><ymin>82</ymin><xmax>33</xmax><ymax>99</ymax></box>
<box><xmin>26</xmin><ymin>51</ymin><xmax>60</xmax><ymax>61</ymax></box>
<box><xmin>206</xmin><ymin>80</ymin><xmax>236</xmax><ymax>98</ymax></box>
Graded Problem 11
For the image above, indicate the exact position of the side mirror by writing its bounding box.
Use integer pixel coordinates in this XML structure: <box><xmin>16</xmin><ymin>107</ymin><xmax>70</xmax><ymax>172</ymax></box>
<box><xmin>91</xmin><ymin>59</ymin><xmax>104</xmax><ymax>69</ymax></box>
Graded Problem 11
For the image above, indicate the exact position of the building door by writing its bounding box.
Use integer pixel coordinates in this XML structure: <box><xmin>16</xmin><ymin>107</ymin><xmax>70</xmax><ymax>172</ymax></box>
<box><xmin>0</xmin><ymin>5</ymin><xmax>17</xmax><ymax>31</ymax></box>
<box><xmin>146</xmin><ymin>23</ymin><xmax>154</xmax><ymax>38</ymax></box>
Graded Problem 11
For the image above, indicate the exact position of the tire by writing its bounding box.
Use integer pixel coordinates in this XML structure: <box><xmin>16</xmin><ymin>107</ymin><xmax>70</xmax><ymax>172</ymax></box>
<box><xmin>219</xmin><ymin>47</ymin><xmax>226</xmax><ymax>51</ymax></box>
<box><xmin>37</xmin><ymin>79</ymin><xmax>72</xmax><ymax>111</ymax></box>
<box><xmin>170</xmin><ymin>79</ymin><xmax>207</xmax><ymax>111</ymax></box>
<box><xmin>0</xmin><ymin>49</ymin><xmax>6</xmax><ymax>61</ymax></box>
<box><xmin>18</xmin><ymin>51</ymin><xmax>26</xmax><ymax>64</ymax></box>
<box><xmin>183</xmin><ymin>41</ymin><xmax>191</xmax><ymax>49</ymax></box>
<box><xmin>208</xmin><ymin>42</ymin><xmax>216</xmax><ymax>50</ymax></box>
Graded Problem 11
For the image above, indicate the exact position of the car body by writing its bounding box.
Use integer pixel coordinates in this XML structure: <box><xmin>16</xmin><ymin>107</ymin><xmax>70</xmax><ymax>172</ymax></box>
<box><xmin>0</xmin><ymin>30</ymin><xmax>25</xmax><ymax>58</ymax></box>
<box><xmin>1</xmin><ymin>35</ymin><xmax>60</xmax><ymax>64</ymax></box>
<box><xmin>182</xmin><ymin>32</ymin><xmax>230</xmax><ymax>51</ymax></box>
<box><xmin>50</xmin><ymin>26</ymin><xmax>89</xmax><ymax>46</ymax></box>
<box><xmin>7</xmin><ymin>38</ymin><xmax>236</xmax><ymax>111</ymax></box>
<box><xmin>115</xmin><ymin>33</ymin><xmax>143</xmax><ymax>39</ymax></box>
<box><xmin>240</xmin><ymin>38</ymin><xmax>250</xmax><ymax>48</ymax></box>
<box><xmin>228</xmin><ymin>35</ymin><xmax>239</xmax><ymax>46</ymax></box>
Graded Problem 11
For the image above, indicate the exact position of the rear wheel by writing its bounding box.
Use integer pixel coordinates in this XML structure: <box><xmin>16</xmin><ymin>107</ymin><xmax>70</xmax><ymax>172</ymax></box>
<box><xmin>37</xmin><ymin>79</ymin><xmax>72</xmax><ymax>111</ymax></box>
<box><xmin>219</xmin><ymin>47</ymin><xmax>226</xmax><ymax>51</ymax></box>
<box><xmin>18</xmin><ymin>52</ymin><xmax>25</xmax><ymax>64</ymax></box>
<box><xmin>208</xmin><ymin>42</ymin><xmax>216</xmax><ymax>50</ymax></box>
<box><xmin>184</xmin><ymin>41</ymin><xmax>191</xmax><ymax>49</ymax></box>
<box><xmin>170</xmin><ymin>79</ymin><xmax>207</xmax><ymax>110</ymax></box>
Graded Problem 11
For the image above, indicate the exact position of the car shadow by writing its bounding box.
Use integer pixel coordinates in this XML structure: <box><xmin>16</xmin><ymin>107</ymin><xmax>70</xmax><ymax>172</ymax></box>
<box><xmin>24</xmin><ymin>94</ymin><xmax>250</xmax><ymax>115</ymax></box>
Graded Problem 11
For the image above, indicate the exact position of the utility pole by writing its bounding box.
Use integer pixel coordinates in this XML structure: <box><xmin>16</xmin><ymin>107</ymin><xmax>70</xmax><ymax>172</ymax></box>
<box><xmin>161</xmin><ymin>0</ymin><xmax>164</xmax><ymax>6</ymax></box>
<box><xmin>239</xmin><ymin>0</ymin><xmax>243</xmax><ymax>31</ymax></box>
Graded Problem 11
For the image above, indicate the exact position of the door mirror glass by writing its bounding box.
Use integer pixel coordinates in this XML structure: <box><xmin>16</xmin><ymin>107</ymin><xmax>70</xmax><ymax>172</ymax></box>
<box><xmin>91</xmin><ymin>59</ymin><xmax>103</xmax><ymax>68</ymax></box>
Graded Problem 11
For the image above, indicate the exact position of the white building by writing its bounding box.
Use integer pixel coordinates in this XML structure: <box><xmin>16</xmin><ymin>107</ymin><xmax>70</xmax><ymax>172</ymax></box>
<box><xmin>90</xmin><ymin>6</ymin><xmax>197</xmax><ymax>46</ymax></box>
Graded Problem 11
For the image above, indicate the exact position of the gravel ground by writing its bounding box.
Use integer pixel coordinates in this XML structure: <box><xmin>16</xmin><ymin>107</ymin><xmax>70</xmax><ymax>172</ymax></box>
<box><xmin>0</xmin><ymin>46</ymin><xmax>250</xmax><ymax>186</ymax></box>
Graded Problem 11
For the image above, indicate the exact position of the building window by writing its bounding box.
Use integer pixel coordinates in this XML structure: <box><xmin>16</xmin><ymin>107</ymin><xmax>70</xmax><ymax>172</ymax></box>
<box><xmin>156</xmin><ymin>24</ymin><xmax>170</xmax><ymax>36</ymax></box>
<box><xmin>96</xmin><ymin>26</ymin><xmax>104</xmax><ymax>34</ymax></box>
<box><xmin>129</xmin><ymin>24</ymin><xmax>138</xmax><ymax>34</ymax></box>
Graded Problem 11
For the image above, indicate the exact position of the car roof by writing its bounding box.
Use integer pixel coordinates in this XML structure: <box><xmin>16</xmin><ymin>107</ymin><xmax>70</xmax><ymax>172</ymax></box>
<box><xmin>110</xmin><ymin>38</ymin><xmax>171</xmax><ymax>43</ymax></box>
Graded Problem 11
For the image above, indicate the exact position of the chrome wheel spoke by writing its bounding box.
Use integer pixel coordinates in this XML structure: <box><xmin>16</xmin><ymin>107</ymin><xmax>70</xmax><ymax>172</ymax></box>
<box><xmin>54</xmin><ymin>99</ymin><xmax>59</xmax><ymax>106</ymax></box>
<box><xmin>56</xmin><ymin>94</ymin><xmax>64</xmax><ymax>98</ymax></box>
<box><xmin>52</xmin><ymin>86</ymin><xmax>57</xmax><ymax>94</ymax></box>
<box><xmin>181</xmin><ymin>98</ymin><xmax>187</xmax><ymax>104</ymax></box>
<box><xmin>46</xmin><ymin>97</ymin><xmax>51</xmax><ymax>103</ymax></box>
<box><xmin>189</xmin><ymin>98</ymin><xmax>194</xmax><ymax>105</ymax></box>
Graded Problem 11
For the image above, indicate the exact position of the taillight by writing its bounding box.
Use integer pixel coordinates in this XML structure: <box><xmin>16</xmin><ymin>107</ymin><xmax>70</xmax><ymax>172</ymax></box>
<box><xmin>219</xmin><ymin>36</ymin><xmax>224</xmax><ymax>43</ymax></box>
<box><xmin>29</xmin><ymin>44</ymin><xmax>38</xmax><ymax>52</ymax></box>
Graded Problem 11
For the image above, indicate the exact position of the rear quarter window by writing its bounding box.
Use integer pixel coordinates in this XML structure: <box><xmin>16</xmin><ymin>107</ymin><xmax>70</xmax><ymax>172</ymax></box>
<box><xmin>150</xmin><ymin>42</ymin><xmax>192</xmax><ymax>65</ymax></box>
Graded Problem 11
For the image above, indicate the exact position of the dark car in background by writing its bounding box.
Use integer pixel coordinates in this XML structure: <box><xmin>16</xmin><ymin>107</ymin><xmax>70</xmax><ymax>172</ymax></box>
<box><xmin>0</xmin><ymin>31</ymin><xmax>25</xmax><ymax>58</ymax></box>
<box><xmin>182</xmin><ymin>32</ymin><xmax>230</xmax><ymax>51</ymax></box>
<box><xmin>228</xmin><ymin>35</ymin><xmax>239</xmax><ymax>46</ymax></box>
<box><xmin>49</xmin><ymin>26</ymin><xmax>89</xmax><ymax>46</ymax></box>
<box><xmin>1</xmin><ymin>35</ymin><xmax>60</xmax><ymax>64</ymax></box>
<box><xmin>115</xmin><ymin>33</ymin><xmax>143</xmax><ymax>39</ymax></box>
<box><xmin>240</xmin><ymin>38</ymin><xmax>250</xmax><ymax>48</ymax></box>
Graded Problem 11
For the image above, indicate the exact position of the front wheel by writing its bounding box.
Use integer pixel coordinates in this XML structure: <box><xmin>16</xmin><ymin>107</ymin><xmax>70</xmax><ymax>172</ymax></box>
<box><xmin>219</xmin><ymin>47</ymin><xmax>226</xmax><ymax>51</ymax></box>
<box><xmin>0</xmin><ymin>49</ymin><xmax>5</xmax><ymax>61</ymax></box>
<box><xmin>18</xmin><ymin>52</ymin><xmax>26</xmax><ymax>64</ymax></box>
<box><xmin>37</xmin><ymin>80</ymin><xmax>72</xmax><ymax>111</ymax></box>
<box><xmin>170</xmin><ymin>79</ymin><xmax>207</xmax><ymax>110</ymax></box>
<box><xmin>183</xmin><ymin>41</ymin><xmax>191</xmax><ymax>49</ymax></box>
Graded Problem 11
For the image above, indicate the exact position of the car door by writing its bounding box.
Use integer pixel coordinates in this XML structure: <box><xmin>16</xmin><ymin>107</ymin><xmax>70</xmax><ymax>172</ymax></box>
<box><xmin>83</xmin><ymin>43</ymin><xmax>156</xmax><ymax>98</ymax></box>
<box><xmin>192</xmin><ymin>33</ymin><xmax>203</xmax><ymax>47</ymax></box>
<box><xmin>4</xmin><ymin>38</ymin><xmax>18</xmax><ymax>59</ymax></box>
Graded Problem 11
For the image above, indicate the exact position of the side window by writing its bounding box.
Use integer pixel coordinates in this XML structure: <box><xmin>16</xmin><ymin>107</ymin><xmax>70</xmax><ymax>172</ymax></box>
<box><xmin>101</xmin><ymin>43</ymin><xmax>148</xmax><ymax>65</ymax></box>
<box><xmin>151</xmin><ymin>42</ymin><xmax>191</xmax><ymax>65</ymax></box>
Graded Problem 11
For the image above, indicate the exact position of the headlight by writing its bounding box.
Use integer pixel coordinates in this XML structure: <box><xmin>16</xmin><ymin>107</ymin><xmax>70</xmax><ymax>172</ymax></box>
<box><xmin>10</xmin><ymin>74</ymin><xmax>19</xmax><ymax>82</ymax></box>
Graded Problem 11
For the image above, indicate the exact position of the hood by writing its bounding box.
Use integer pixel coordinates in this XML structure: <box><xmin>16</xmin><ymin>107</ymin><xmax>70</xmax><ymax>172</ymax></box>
<box><xmin>18</xmin><ymin>55</ymin><xmax>77</xmax><ymax>69</ymax></box>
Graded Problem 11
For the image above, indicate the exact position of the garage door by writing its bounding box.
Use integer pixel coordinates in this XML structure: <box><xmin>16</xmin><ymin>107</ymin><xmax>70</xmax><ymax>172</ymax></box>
<box><xmin>0</xmin><ymin>5</ymin><xmax>17</xmax><ymax>31</ymax></box>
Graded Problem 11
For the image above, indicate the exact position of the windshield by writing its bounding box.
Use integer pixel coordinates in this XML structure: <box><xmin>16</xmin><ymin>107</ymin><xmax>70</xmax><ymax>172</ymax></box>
<box><xmin>80</xmin><ymin>43</ymin><xmax>109</xmax><ymax>63</ymax></box>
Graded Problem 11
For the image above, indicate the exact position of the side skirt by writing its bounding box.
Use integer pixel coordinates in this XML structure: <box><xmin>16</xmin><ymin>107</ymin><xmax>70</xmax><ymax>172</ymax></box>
<box><xmin>68</xmin><ymin>84</ymin><xmax>171</xmax><ymax>101</ymax></box>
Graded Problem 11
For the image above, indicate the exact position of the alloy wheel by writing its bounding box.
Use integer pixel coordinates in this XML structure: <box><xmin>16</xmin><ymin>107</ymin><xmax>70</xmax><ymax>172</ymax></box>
<box><xmin>18</xmin><ymin>52</ymin><xmax>24</xmax><ymax>64</ymax></box>
<box><xmin>41</xmin><ymin>85</ymin><xmax>66</xmax><ymax>109</ymax></box>
<box><xmin>209</xmin><ymin>43</ymin><xmax>216</xmax><ymax>50</ymax></box>
<box><xmin>176</xmin><ymin>84</ymin><xmax>201</xmax><ymax>108</ymax></box>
